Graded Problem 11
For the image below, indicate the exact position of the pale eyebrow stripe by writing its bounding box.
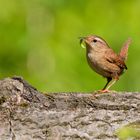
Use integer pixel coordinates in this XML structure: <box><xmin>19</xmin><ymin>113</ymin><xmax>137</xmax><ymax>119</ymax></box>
<box><xmin>94</xmin><ymin>36</ymin><xmax>109</xmax><ymax>47</ymax></box>
<box><xmin>94</xmin><ymin>37</ymin><xmax>104</xmax><ymax>43</ymax></box>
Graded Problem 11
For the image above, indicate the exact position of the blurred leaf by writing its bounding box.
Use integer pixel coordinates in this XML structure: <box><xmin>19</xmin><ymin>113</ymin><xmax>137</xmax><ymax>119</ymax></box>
<box><xmin>0</xmin><ymin>0</ymin><xmax>139</xmax><ymax>92</ymax></box>
<box><xmin>117</xmin><ymin>121</ymin><xmax>140</xmax><ymax>140</ymax></box>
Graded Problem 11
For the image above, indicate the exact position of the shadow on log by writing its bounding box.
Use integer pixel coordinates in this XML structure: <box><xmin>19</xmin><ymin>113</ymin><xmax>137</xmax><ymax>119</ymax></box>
<box><xmin>0</xmin><ymin>76</ymin><xmax>140</xmax><ymax>140</ymax></box>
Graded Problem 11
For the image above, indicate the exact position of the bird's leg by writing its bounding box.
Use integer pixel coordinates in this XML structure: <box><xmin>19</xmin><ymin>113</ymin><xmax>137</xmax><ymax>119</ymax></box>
<box><xmin>102</xmin><ymin>77</ymin><xmax>112</xmax><ymax>90</ymax></box>
<box><xmin>101</xmin><ymin>78</ymin><xmax>118</xmax><ymax>93</ymax></box>
<box><xmin>105</xmin><ymin>79</ymin><xmax>117</xmax><ymax>90</ymax></box>
<box><xmin>102</xmin><ymin>79</ymin><xmax>118</xmax><ymax>93</ymax></box>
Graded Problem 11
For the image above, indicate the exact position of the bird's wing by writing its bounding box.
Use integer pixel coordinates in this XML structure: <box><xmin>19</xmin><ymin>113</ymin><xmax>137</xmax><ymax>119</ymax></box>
<box><xmin>105</xmin><ymin>49</ymin><xmax>127</xmax><ymax>70</ymax></box>
<box><xmin>119</xmin><ymin>38</ymin><xmax>131</xmax><ymax>62</ymax></box>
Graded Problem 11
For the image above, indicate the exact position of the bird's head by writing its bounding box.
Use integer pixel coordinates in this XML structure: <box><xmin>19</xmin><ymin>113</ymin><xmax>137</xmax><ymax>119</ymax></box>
<box><xmin>80</xmin><ymin>35</ymin><xmax>109</xmax><ymax>52</ymax></box>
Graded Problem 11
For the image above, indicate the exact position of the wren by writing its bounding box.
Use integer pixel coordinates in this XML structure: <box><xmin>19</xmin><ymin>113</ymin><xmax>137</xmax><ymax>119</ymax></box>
<box><xmin>80</xmin><ymin>35</ymin><xmax>131</xmax><ymax>92</ymax></box>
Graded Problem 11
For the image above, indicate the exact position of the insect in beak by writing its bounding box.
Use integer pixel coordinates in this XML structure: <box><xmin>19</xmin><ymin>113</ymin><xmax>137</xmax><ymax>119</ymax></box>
<box><xmin>79</xmin><ymin>37</ymin><xmax>86</xmax><ymax>49</ymax></box>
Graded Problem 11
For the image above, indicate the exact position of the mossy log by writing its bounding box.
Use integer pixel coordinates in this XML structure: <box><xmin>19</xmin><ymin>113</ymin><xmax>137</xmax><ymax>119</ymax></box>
<box><xmin>0</xmin><ymin>77</ymin><xmax>140</xmax><ymax>140</ymax></box>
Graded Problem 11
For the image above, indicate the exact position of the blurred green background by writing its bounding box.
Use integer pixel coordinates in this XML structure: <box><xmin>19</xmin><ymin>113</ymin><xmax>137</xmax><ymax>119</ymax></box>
<box><xmin>0</xmin><ymin>0</ymin><xmax>139</xmax><ymax>92</ymax></box>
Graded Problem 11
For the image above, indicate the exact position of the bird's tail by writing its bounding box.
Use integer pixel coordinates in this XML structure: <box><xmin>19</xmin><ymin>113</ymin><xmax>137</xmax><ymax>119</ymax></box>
<box><xmin>119</xmin><ymin>38</ymin><xmax>131</xmax><ymax>62</ymax></box>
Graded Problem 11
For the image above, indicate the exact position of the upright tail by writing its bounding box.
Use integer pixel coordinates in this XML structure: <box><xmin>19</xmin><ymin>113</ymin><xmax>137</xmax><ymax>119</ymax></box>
<box><xmin>119</xmin><ymin>38</ymin><xmax>131</xmax><ymax>62</ymax></box>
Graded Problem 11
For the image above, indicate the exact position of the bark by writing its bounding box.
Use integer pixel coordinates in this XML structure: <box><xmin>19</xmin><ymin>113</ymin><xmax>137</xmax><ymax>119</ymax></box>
<box><xmin>0</xmin><ymin>76</ymin><xmax>140</xmax><ymax>140</ymax></box>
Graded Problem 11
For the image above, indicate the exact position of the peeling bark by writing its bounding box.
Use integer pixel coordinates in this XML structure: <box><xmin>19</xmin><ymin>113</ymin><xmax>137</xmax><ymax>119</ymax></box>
<box><xmin>0</xmin><ymin>77</ymin><xmax>140</xmax><ymax>140</ymax></box>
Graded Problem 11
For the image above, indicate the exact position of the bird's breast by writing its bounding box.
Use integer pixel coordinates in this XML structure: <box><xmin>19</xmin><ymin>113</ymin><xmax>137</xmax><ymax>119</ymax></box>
<box><xmin>87</xmin><ymin>52</ymin><xmax>101</xmax><ymax>71</ymax></box>
<box><xmin>86</xmin><ymin>51</ymin><xmax>111</xmax><ymax>77</ymax></box>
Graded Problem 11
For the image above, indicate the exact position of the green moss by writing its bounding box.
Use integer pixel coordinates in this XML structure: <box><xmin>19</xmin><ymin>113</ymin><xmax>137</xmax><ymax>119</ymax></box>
<box><xmin>19</xmin><ymin>102</ymin><xmax>29</xmax><ymax>108</ymax></box>
<box><xmin>116</xmin><ymin>122</ymin><xmax>140</xmax><ymax>140</ymax></box>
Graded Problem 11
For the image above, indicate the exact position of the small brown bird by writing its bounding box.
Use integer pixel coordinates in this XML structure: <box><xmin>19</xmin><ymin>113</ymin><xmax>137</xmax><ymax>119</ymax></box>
<box><xmin>80</xmin><ymin>35</ymin><xmax>131</xmax><ymax>92</ymax></box>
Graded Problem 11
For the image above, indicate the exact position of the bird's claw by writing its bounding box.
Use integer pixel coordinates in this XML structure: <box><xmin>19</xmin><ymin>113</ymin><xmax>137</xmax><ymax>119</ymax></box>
<box><xmin>99</xmin><ymin>89</ymin><xmax>110</xmax><ymax>93</ymax></box>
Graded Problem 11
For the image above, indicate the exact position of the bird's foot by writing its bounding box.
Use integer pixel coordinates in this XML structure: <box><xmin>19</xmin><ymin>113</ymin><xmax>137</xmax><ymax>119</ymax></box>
<box><xmin>99</xmin><ymin>89</ymin><xmax>110</xmax><ymax>93</ymax></box>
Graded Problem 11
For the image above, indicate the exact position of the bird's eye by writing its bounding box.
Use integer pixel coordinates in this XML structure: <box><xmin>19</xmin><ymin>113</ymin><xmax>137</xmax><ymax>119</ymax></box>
<box><xmin>93</xmin><ymin>39</ymin><xmax>97</xmax><ymax>43</ymax></box>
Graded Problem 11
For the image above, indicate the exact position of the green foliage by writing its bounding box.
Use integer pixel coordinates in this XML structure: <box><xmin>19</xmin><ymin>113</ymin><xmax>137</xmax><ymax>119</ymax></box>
<box><xmin>0</xmin><ymin>0</ymin><xmax>139</xmax><ymax>92</ymax></box>
<box><xmin>117</xmin><ymin>124</ymin><xmax>140</xmax><ymax>140</ymax></box>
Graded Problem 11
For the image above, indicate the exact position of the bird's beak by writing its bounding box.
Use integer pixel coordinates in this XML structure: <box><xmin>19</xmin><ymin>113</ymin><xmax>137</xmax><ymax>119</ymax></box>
<box><xmin>79</xmin><ymin>37</ymin><xmax>86</xmax><ymax>48</ymax></box>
